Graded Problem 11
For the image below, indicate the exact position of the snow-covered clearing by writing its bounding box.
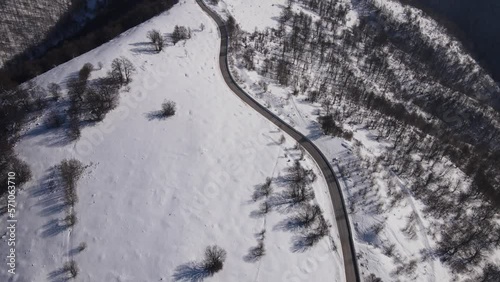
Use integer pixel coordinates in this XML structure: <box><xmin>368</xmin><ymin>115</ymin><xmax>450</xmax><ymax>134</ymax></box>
<box><xmin>0</xmin><ymin>0</ymin><xmax>344</xmax><ymax>281</ymax></box>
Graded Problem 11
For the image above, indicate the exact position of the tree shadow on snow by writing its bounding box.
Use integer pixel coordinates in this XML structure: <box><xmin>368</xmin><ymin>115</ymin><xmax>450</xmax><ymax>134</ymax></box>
<box><xmin>172</xmin><ymin>262</ymin><xmax>210</xmax><ymax>282</ymax></box>
<box><xmin>40</xmin><ymin>218</ymin><xmax>71</xmax><ymax>238</ymax></box>
<box><xmin>31</xmin><ymin>167</ymin><xmax>68</xmax><ymax>217</ymax></box>
<box><xmin>129</xmin><ymin>42</ymin><xmax>158</xmax><ymax>55</ymax></box>
<box><xmin>243</xmin><ymin>245</ymin><xmax>265</xmax><ymax>263</ymax></box>
<box><xmin>145</xmin><ymin>111</ymin><xmax>170</xmax><ymax>121</ymax></box>
<box><xmin>273</xmin><ymin>216</ymin><xmax>307</xmax><ymax>233</ymax></box>
<box><xmin>23</xmin><ymin>123</ymin><xmax>73</xmax><ymax>147</ymax></box>
<box><xmin>267</xmin><ymin>190</ymin><xmax>306</xmax><ymax>214</ymax></box>
<box><xmin>290</xmin><ymin>233</ymin><xmax>317</xmax><ymax>253</ymax></box>
<box><xmin>306</xmin><ymin>121</ymin><xmax>325</xmax><ymax>141</ymax></box>
<box><xmin>48</xmin><ymin>266</ymin><xmax>71</xmax><ymax>282</ymax></box>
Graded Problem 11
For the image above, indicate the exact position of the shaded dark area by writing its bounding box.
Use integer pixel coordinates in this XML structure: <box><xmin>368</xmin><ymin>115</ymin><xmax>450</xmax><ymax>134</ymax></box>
<box><xmin>48</xmin><ymin>266</ymin><xmax>71</xmax><ymax>282</ymax></box>
<box><xmin>401</xmin><ymin>0</ymin><xmax>500</xmax><ymax>82</ymax></box>
<box><xmin>0</xmin><ymin>0</ymin><xmax>179</xmax><ymax>89</ymax></box>
<box><xmin>172</xmin><ymin>262</ymin><xmax>210</xmax><ymax>282</ymax></box>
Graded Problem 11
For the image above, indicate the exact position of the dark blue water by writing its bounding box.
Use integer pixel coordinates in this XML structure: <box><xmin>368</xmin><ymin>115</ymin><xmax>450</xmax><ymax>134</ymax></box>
<box><xmin>417</xmin><ymin>0</ymin><xmax>500</xmax><ymax>82</ymax></box>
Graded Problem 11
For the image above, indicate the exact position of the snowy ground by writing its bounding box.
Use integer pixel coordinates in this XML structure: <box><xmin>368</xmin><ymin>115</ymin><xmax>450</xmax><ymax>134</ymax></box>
<box><xmin>0</xmin><ymin>1</ymin><xmax>345</xmax><ymax>281</ymax></box>
<box><xmin>206</xmin><ymin>0</ymin><xmax>465</xmax><ymax>280</ymax></box>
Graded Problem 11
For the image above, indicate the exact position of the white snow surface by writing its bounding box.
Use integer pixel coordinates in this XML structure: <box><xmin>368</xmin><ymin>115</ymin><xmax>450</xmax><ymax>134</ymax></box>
<box><xmin>213</xmin><ymin>0</ymin><xmax>287</xmax><ymax>32</ymax></box>
<box><xmin>0</xmin><ymin>1</ymin><xmax>345</xmax><ymax>281</ymax></box>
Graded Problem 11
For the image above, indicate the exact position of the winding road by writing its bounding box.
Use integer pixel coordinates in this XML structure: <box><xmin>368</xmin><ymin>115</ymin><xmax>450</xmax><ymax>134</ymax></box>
<box><xmin>195</xmin><ymin>0</ymin><xmax>360</xmax><ymax>281</ymax></box>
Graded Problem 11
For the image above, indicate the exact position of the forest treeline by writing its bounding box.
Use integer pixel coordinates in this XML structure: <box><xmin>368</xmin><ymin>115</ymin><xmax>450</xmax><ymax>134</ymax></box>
<box><xmin>0</xmin><ymin>0</ymin><xmax>179</xmax><ymax>89</ymax></box>
<box><xmin>228</xmin><ymin>0</ymin><xmax>500</xmax><ymax>279</ymax></box>
<box><xmin>0</xmin><ymin>0</ymin><xmax>87</xmax><ymax>66</ymax></box>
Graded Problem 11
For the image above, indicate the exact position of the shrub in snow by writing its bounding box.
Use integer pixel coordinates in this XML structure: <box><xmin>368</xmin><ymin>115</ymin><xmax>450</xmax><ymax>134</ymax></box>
<box><xmin>161</xmin><ymin>100</ymin><xmax>176</xmax><ymax>117</ymax></box>
<box><xmin>279</xmin><ymin>134</ymin><xmax>286</xmax><ymax>144</ymax></box>
<box><xmin>77</xmin><ymin>242</ymin><xmax>87</xmax><ymax>252</ymax></box>
<box><xmin>365</xmin><ymin>273</ymin><xmax>383</xmax><ymax>282</ymax></box>
<box><xmin>250</xmin><ymin>241</ymin><xmax>265</xmax><ymax>259</ymax></box>
<box><xmin>65</xmin><ymin>212</ymin><xmax>77</xmax><ymax>227</ymax></box>
<box><xmin>382</xmin><ymin>243</ymin><xmax>396</xmax><ymax>257</ymax></box>
<box><xmin>202</xmin><ymin>245</ymin><xmax>227</xmax><ymax>275</ymax></box>
<box><xmin>64</xmin><ymin>260</ymin><xmax>79</xmax><ymax>278</ymax></box>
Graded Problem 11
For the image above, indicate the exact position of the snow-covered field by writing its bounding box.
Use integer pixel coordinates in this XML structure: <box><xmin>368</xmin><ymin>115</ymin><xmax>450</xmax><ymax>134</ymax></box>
<box><xmin>0</xmin><ymin>1</ymin><xmax>345</xmax><ymax>281</ymax></box>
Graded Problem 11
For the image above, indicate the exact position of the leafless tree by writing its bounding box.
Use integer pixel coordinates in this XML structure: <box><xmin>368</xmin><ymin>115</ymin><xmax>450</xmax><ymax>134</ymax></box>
<box><xmin>147</xmin><ymin>29</ymin><xmax>165</xmax><ymax>52</ymax></box>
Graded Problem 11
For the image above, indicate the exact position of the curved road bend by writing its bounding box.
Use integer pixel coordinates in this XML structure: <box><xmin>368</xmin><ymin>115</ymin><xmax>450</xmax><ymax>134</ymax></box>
<box><xmin>195</xmin><ymin>0</ymin><xmax>360</xmax><ymax>281</ymax></box>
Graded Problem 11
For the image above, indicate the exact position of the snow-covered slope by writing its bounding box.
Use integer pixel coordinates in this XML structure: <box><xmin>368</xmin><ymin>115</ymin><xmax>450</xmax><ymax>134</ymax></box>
<box><xmin>203</xmin><ymin>0</ymin><xmax>500</xmax><ymax>281</ymax></box>
<box><xmin>0</xmin><ymin>1</ymin><xmax>344</xmax><ymax>281</ymax></box>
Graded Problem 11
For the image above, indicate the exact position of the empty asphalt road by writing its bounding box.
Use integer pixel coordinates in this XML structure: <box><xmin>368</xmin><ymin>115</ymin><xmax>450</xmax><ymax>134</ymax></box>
<box><xmin>196</xmin><ymin>0</ymin><xmax>360</xmax><ymax>281</ymax></box>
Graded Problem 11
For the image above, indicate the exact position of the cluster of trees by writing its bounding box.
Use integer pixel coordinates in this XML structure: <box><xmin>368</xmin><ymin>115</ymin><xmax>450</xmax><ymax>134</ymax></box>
<box><xmin>228</xmin><ymin>0</ymin><xmax>500</xmax><ymax>277</ymax></box>
<box><xmin>0</xmin><ymin>57</ymin><xmax>135</xmax><ymax>197</ymax></box>
<box><xmin>172</xmin><ymin>25</ymin><xmax>192</xmax><ymax>45</ymax></box>
<box><xmin>57</xmin><ymin>158</ymin><xmax>85</xmax><ymax>279</ymax></box>
<box><xmin>59</xmin><ymin>159</ymin><xmax>85</xmax><ymax>207</ymax></box>
<box><xmin>285</xmin><ymin>160</ymin><xmax>315</xmax><ymax>204</ymax></box>
<box><xmin>147</xmin><ymin>25</ymin><xmax>191</xmax><ymax>52</ymax></box>
<box><xmin>66</xmin><ymin>58</ymin><xmax>135</xmax><ymax>140</ymax></box>
<box><xmin>279</xmin><ymin>157</ymin><xmax>331</xmax><ymax>250</ymax></box>
<box><xmin>246</xmin><ymin>178</ymin><xmax>272</xmax><ymax>262</ymax></box>
<box><xmin>0</xmin><ymin>84</ymin><xmax>41</xmax><ymax>196</ymax></box>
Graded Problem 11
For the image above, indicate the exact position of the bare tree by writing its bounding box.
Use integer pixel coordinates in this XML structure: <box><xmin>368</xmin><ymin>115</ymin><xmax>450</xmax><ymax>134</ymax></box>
<box><xmin>109</xmin><ymin>57</ymin><xmax>136</xmax><ymax>85</ymax></box>
<box><xmin>202</xmin><ymin>245</ymin><xmax>227</xmax><ymax>275</ymax></box>
<box><xmin>147</xmin><ymin>29</ymin><xmax>165</xmax><ymax>52</ymax></box>
<box><xmin>84</xmin><ymin>77</ymin><xmax>120</xmax><ymax>121</ymax></box>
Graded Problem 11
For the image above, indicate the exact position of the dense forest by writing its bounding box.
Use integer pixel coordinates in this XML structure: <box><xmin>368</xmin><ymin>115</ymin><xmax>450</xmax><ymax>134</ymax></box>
<box><xmin>0</xmin><ymin>0</ymin><xmax>179</xmax><ymax>89</ymax></box>
<box><xmin>0</xmin><ymin>0</ymin><xmax>93</xmax><ymax>66</ymax></box>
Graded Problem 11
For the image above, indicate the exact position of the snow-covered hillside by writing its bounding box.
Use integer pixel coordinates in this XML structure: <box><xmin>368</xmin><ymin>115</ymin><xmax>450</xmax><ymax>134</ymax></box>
<box><xmin>0</xmin><ymin>1</ymin><xmax>345</xmax><ymax>281</ymax></box>
<box><xmin>204</xmin><ymin>0</ymin><xmax>500</xmax><ymax>281</ymax></box>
